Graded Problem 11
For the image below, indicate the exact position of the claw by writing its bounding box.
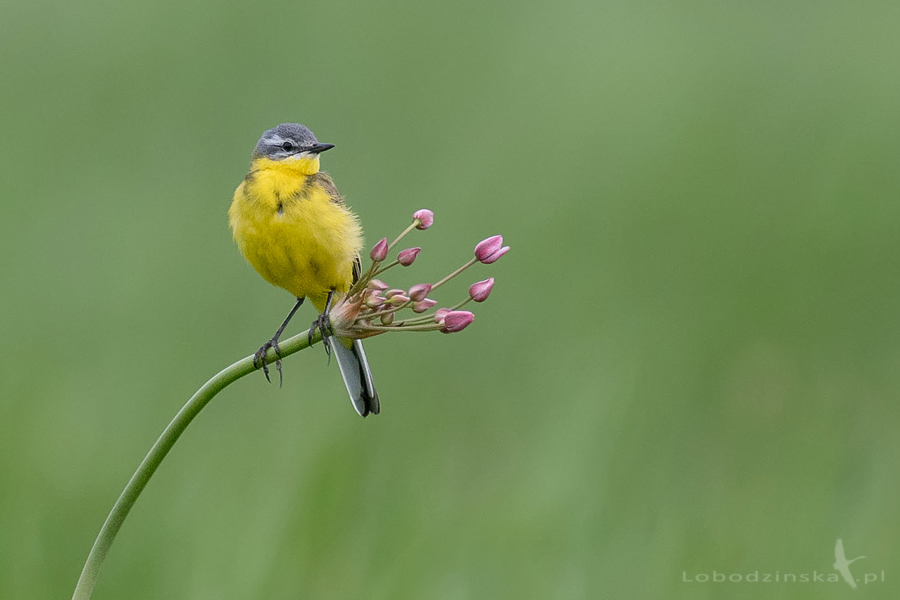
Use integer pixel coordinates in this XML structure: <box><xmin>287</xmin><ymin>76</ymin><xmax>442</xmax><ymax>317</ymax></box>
<box><xmin>274</xmin><ymin>346</ymin><xmax>283</xmax><ymax>387</ymax></box>
<box><xmin>253</xmin><ymin>338</ymin><xmax>282</xmax><ymax>384</ymax></box>
<box><xmin>252</xmin><ymin>297</ymin><xmax>304</xmax><ymax>386</ymax></box>
<box><xmin>308</xmin><ymin>313</ymin><xmax>333</xmax><ymax>360</ymax></box>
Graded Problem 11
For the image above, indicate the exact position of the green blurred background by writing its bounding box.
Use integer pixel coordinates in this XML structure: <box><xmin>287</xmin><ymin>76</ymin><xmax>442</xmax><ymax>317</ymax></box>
<box><xmin>2</xmin><ymin>1</ymin><xmax>899</xmax><ymax>598</ymax></box>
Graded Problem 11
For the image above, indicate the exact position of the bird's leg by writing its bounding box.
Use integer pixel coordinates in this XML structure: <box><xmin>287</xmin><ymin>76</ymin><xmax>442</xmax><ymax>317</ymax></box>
<box><xmin>308</xmin><ymin>289</ymin><xmax>336</xmax><ymax>360</ymax></box>
<box><xmin>253</xmin><ymin>297</ymin><xmax>305</xmax><ymax>385</ymax></box>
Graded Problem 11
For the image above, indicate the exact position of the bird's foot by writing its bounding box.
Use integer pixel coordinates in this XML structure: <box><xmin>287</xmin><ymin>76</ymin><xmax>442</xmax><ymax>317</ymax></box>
<box><xmin>253</xmin><ymin>338</ymin><xmax>283</xmax><ymax>386</ymax></box>
<box><xmin>308</xmin><ymin>313</ymin><xmax>333</xmax><ymax>360</ymax></box>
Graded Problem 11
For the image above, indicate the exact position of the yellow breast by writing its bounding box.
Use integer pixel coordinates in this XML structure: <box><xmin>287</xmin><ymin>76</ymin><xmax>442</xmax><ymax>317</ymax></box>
<box><xmin>229</xmin><ymin>159</ymin><xmax>362</xmax><ymax>306</ymax></box>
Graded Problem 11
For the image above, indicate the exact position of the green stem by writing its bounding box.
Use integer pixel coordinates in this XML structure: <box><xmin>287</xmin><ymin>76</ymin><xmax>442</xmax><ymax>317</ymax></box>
<box><xmin>347</xmin><ymin>219</ymin><xmax>421</xmax><ymax>298</ymax></box>
<box><xmin>397</xmin><ymin>297</ymin><xmax>473</xmax><ymax>326</ymax></box>
<box><xmin>373</xmin><ymin>260</ymin><xmax>400</xmax><ymax>277</ymax></box>
<box><xmin>346</xmin><ymin>261</ymin><xmax>378</xmax><ymax>297</ymax></box>
<box><xmin>387</xmin><ymin>221</ymin><xmax>418</xmax><ymax>252</ymax></box>
<box><xmin>71</xmin><ymin>330</ymin><xmax>319</xmax><ymax>600</ymax></box>
<box><xmin>358</xmin><ymin>270</ymin><xmax>470</xmax><ymax>325</ymax></box>
<box><xmin>430</xmin><ymin>258</ymin><xmax>477</xmax><ymax>292</ymax></box>
<box><xmin>357</xmin><ymin>298</ymin><xmax>413</xmax><ymax>321</ymax></box>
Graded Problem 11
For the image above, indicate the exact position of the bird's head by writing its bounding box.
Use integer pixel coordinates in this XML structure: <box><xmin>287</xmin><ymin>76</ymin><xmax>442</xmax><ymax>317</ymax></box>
<box><xmin>251</xmin><ymin>123</ymin><xmax>334</xmax><ymax>174</ymax></box>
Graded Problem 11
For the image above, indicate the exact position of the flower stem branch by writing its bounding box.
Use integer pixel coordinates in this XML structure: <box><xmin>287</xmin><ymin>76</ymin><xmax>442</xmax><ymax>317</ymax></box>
<box><xmin>398</xmin><ymin>298</ymin><xmax>473</xmax><ymax>326</ymax></box>
<box><xmin>71</xmin><ymin>330</ymin><xmax>320</xmax><ymax>600</ymax></box>
<box><xmin>429</xmin><ymin>258</ymin><xmax>478</xmax><ymax>292</ymax></box>
<box><xmin>373</xmin><ymin>260</ymin><xmax>400</xmax><ymax>276</ymax></box>
<box><xmin>388</xmin><ymin>222</ymin><xmax>418</xmax><ymax>251</ymax></box>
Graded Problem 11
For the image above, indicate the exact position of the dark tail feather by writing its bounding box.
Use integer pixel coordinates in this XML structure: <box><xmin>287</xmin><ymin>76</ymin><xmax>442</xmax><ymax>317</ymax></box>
<box><xmin>329</xmin><ymin>337</ymin><xmax>380</xmax><ymax>417</ymax></box>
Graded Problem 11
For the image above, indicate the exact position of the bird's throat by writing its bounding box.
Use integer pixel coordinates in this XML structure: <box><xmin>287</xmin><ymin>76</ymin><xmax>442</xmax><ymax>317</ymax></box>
<box><xmin>251</xmin><ymin>155</ymin><xmax>321</xmax><ymax>176</ymax></box>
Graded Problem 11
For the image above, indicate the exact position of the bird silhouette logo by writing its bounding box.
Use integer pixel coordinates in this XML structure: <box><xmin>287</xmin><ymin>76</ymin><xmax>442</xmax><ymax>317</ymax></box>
<box><xmin>834</xmin><ymin>538</ymin><xmax>866</xmax><ymax>589</ymax></box>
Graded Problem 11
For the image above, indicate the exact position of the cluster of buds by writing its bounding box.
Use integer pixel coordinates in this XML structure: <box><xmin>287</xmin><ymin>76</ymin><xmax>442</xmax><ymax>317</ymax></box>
<box><xmin>330</xmin><ymin>209</ymin><xmax>509</xmax><ymax>338</ymax></box>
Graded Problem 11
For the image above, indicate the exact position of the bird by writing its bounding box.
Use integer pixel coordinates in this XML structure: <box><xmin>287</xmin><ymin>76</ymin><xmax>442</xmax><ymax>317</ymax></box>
<box><xmin>228</xmin><ymin>123</ymin><xmax>379</xmax><ymax>417</ymax></box>
<box><xmin>833</xmin><ymin>538</ymin><xmax>865</xmax><ymax>589</ymax></box>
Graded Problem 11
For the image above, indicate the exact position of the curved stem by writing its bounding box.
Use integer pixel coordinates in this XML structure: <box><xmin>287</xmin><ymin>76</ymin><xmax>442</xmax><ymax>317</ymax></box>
<box><xmin>71</xmin><ymin>329</ymin><xmax>320</xmax><ymax>600</ymax></box>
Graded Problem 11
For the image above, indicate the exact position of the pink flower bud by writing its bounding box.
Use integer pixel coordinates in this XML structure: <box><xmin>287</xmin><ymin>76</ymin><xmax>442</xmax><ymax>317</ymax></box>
<box><xmin>468</xmin><ymin>278</ymin><xmax>494</xmax><ymax>302</ymax></box>
<box><xmin>481</xmin><ymin>245</ymin><xmax>509</xmax><ymax>264</ymax></box>
<box><xmin>368</xmin><ymin>279</ymin><xmax>388</xmax><ymax>291</ymax></box>
<box><xmin>412</xmin><ymin>298</ymin><xmax>437</xmax><ymax>313</ymax></box>
<box><xmin>385</xmin><ymin>289</ymin><xmax>405</xmax><ymax>298</ymax></box>
<box><xmin>408</xmin><ymin>283</ymin><xmax>432</xmax><ymax>302</ymax></box>
<box><xmin>434</xmin><ymin>308</ymin><xmax>451</xmax><ymax>324</ymax></box>
<box><xmin>474</xmin><ymin>235</ymin><xmax>502</xmax><ymax>260</ymax></box>
<box><xmin>474</xmin><ymin>235</ymin><xmax>509</xmax><ymax>264</ymax></box>
<box><xmin>440</xmin><ymin>310</ymin><xmax>475</xmax><ymax>333</ymax></box>
<box><xmin>413</xmin><ymin>209</ymin><xmax>434</xmax><ymax>230</ymax></box>
<box><xmin>370</xmin><ymin>238</ymin><xmax>388</xmax><ymax>262</ymax></box>
<box><xmin>398</xmin><ymin>247</ymin><xmax>421</xmax><ymax>266</ymax></box>
<box><xmin>380</xmin><ymin>312</ymin><xmax>395</xmax><ymax>325</ymax></box>
<box><xmin>365</xmin><ymin>295</ymin><xmax>384</xmax><ymax>308</ymax></box>
<box><xmin>388</xmin><ymin>294</ymin><xmax>410</xmax><ymax>306</ymax></box>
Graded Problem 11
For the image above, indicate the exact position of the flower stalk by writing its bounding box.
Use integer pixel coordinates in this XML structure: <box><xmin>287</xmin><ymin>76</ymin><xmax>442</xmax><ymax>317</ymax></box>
<box><xmin>70</xmin><ymin>330</ymin><xmax>319</xmax><ymax>600</ymax></box>
<box><xmin>71</xmin><ymin>208</ymin><xmax>508</xmax><ymax>600</ymax></box>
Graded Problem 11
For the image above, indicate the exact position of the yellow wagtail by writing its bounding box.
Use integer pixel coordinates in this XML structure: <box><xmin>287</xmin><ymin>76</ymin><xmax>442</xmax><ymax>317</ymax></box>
<box><xmin>229</xmin><ymin>123</ymin><xmax>379</xmax><ymax>417</ymax></box>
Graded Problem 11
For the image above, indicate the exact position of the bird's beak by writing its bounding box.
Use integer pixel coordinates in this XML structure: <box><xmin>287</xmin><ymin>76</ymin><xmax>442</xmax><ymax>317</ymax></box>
<box><xmin>308</xmin><ymin>143</ymin><xmax>335</xmax><ymax>154</ymax></box>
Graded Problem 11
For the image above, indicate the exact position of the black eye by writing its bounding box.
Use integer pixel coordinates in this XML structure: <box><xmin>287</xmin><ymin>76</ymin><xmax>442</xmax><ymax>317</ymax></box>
<box><xmin>281</xmin><ymin>141</ymin><xmax>294</xmax><ymax>151</ymax></box>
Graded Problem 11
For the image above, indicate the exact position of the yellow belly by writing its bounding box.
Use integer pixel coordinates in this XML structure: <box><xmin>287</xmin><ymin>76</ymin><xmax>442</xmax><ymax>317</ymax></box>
<box><xmin>229</xmin><ymin>168</ymin><xmax>362</xmax><ymax>309</ymax></box>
